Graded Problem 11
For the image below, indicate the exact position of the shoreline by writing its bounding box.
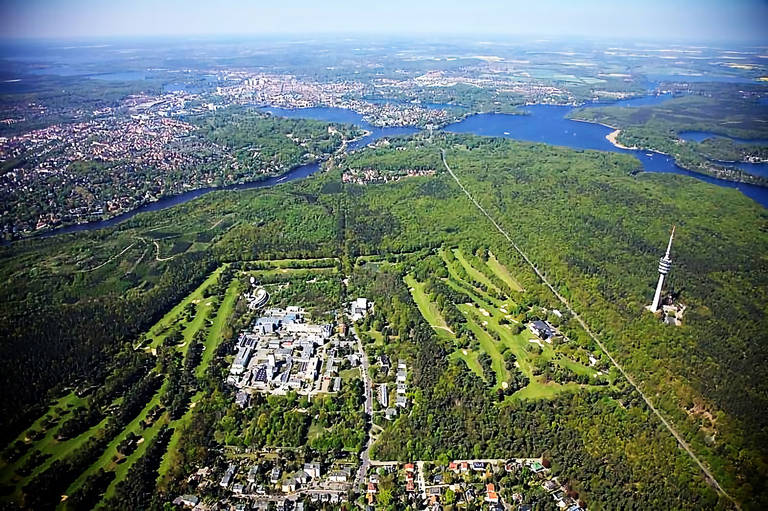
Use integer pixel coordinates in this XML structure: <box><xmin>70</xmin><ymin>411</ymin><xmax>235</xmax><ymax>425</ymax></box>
<box><xmin>570</xmin><ymin>117</ymin><xmax>768</xmax><ymax>191</ymax></box>
<box><xmin>605</xmin><ymin>129</ymin><xmax>638</xmax><ymax>150</ymax></box>
<box><xmin>4</xmin><ymin>160</ymin><xmax>325</xmax><ymax>244</ymax></box>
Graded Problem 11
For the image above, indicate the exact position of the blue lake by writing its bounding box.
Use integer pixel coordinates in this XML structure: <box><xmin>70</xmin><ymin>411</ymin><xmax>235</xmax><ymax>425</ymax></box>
<box><xmin>592</xmin><ymin>93</ymin><xmax>674</xmax><ymax>108</ymax></box>
<box><xmin>442</xmin><ymin>107</ymin><xmax>768</xmax><ymax>206</ymax></box>
<box><xmin>89</xmin><ymin>71</ymin><xmax>145</xmax><ymax>81</ymax></box>
<box><xmin>30</xmin><ymin>95</ymin><xmax>768</xmax><ymax>239</ymax></box>
<box><xmin>677</xmin><ymin>131</ymin><xmax>768</xmax><ymax>177</ymax></box>
<box><xmin>440</xmin><ymin>107</ymin><xmax>768</xmax><ymax>207</ymax></box>
<box><xmin>645</xmin><ymin>74</ymin><xmax>760</xmax><ymax>84</ymax></box>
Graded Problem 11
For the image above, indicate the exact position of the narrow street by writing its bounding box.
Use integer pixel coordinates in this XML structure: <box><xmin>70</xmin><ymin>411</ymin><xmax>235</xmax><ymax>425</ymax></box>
<box><xmin>352</xmin><ymin>324</ymin><xmax>374</xmax><ymax>492</ymax></box>
<box><xmin>416</xmin><ymin>460</ymin><xmax>427</xmax><ymax>500</ymax></box>
<box><xmin>343</xmin><ymin>275</ymin><xmax>375</xmax><ymax>494</ymax></box>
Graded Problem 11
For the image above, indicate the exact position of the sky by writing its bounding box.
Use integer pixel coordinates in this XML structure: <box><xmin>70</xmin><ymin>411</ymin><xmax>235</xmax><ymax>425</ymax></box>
<box><xmin>0</xmin><ymin>0</ymin><xmax>766</xmax><ymax>43</ymax></box>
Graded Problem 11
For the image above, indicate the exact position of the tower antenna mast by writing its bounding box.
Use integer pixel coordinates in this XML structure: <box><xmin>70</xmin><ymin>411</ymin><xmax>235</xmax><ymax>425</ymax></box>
<box><xmin>650</xmin><ymin>226</ymin><xmax>675</xmax><ymax>313</ymax></box>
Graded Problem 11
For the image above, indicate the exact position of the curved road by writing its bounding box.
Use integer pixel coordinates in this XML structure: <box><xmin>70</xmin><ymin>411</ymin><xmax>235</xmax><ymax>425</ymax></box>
<box><xmin>440</xmin><ymin>149</ymin><xmax>740</xmax><ymax>510</ymax></box>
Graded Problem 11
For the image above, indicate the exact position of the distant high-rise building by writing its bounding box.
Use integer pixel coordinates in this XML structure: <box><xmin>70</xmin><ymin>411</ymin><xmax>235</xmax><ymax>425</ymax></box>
<box><xmin>650</xmin><ymin>226</ymin><xmax>675</xmax><ymax>313</ymax></box>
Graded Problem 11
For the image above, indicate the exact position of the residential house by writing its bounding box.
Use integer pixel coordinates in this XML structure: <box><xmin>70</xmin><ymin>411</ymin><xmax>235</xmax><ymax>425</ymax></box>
<box><xmin>378</xmin><ymin>384</ymin><xmax>389</xmax><ymax>408</ymax></box>
<box><xmin>329</xmin><ymin>467</ymin><xmax>351</xmax><ymax>482</ymax></box>
<box><xmin>529</xmin><ymin>320</ymin><xmax>556</xmax><ymax>341</ymax></box>
<box><xmin>172</xmin><ymin>495</ymin><xmax>199</xmax><ymax>508</ymax></box>
<box><xmin>235</xmin><ymin>390</ymin><xmax>250</xmax><ymax>408</ymax></box>
<box><xmin>247</xmin><ymin>465</ymin><xmax>260</xmax><ymax>483</ymax></box>
<box><xmin>485</xmin><ymin>483</ymin><xmax>499</xmax><ymax>503</ymax></box>
<box><xmin>219</xmin><ymin>464</ymin><xmax>236</xmax><ymax>488</ymax></box>
<box><xmin>303</xmin><ymin>462</ymin><xmax>321</xmax><ymax>479</ymax></box>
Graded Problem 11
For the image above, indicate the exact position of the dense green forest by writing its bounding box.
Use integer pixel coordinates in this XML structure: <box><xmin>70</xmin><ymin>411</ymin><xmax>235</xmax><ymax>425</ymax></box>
<box><xmin>190</xmin><ymin>106</ymin><xmax>365</xmax><ymax>174</ymax></box>
<box><xmin>338</xmin><ymin>133</ymin><xmax>768</xmax><ymax>507</ymax></box>
<box><xmin>0</xmin><ymin>132</ymin><xmax>766</xmax><ymax>508</ymax></box>
<box><xmin>568</xmin><ymin>94</ymin><xmax>768</xmax><ymax>185</ymax></box>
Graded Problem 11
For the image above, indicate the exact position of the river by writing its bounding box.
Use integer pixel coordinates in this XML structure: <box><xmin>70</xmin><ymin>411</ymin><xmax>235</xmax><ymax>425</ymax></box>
<box><xmin>29</xmin><ymin>95</ymin><xmax>768</xmax><ymax>239</ymax></box>
<box><xmin>35</xmin><ymin>161</ymin><xmax>323</xmax><ymax>238</ymax></box>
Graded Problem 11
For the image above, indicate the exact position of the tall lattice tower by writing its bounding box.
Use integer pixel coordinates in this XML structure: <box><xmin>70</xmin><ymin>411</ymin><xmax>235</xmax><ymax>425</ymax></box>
<box><xmin>650</xmin><ymin>226</ymin><xmax>675</xmax><ymax>313</ymax></box>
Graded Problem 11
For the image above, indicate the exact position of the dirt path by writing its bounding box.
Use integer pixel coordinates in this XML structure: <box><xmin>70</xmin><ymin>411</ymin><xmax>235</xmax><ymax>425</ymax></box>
<box><xmin>77</xmin><ymin>242</ymin><xmax>135</xmax><ymax>272</ymax></box>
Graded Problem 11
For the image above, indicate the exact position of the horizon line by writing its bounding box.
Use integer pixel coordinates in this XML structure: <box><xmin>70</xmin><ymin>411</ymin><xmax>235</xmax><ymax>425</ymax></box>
<box><xmin>0</xmin><ymin>32</ymin><xmax>767</xmax><ymax>47</ymax></box>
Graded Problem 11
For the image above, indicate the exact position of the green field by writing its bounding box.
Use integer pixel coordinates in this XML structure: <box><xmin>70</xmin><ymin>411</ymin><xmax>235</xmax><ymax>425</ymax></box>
<box><xmin>197</xmin><ymin>278</ymin><xmax>240</xmax><ymax>378</ymax></box>
<box><xmin>449</xmin><ymin>349</ymin><xmax>484</xmax><ymax>379</ymax></box>
<box><xmin>406</xmin><ymin>247</ymin><xmax>607</xmax><ymax>400</ymax></box>
<box><xmin>462</xmin><ymin>313</ymin><xmax>508</xmax><ymax>388</ymax></box>
<box><xmin>59</xmin><ymin>267</ymin><xmax>234</xmax><ymax>505</ymax></box>
<box><xmin>452</xmin><ymin>248</ymin><xmax>501</xmax><ymax>294</ymax></box>
<box><xmin>0</xmin><ymin>259</ymin><xmax>329</xmax><ymax>509</ymax></box>
<box><xmin>404</xmin><ymin>274</ymin><xmax>455</xmax><ymax>342</ymax></box>
<box><xmin>486</xmin><ymin>251</ymin><xmax>524</xmax><ymax>292</ymax></box>
<box><xmin>246</xmin><ymin>266</ymin><xmax>338</xmax><ymax>280</ymax></box>
<box><xmin>144</xmin><ymin>266</ymin><xmax>225</xmax><ymax>350</ymax></box>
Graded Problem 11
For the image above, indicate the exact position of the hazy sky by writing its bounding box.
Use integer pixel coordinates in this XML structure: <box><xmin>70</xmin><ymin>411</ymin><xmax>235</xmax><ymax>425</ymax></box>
<box><xmin>1</xmin><ymin>0</ymin><xmax>766</xmax><ymax>43</ymax></box>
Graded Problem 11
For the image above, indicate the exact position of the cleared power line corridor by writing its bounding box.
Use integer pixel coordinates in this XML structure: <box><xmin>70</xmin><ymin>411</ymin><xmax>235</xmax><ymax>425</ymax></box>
<box><xmin>439</xmin><ymin>149</ymin><xmax>739</xmax><ymax>509</ymax></box>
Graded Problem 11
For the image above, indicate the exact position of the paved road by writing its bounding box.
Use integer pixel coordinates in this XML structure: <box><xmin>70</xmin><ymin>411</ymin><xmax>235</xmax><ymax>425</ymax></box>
<box><xmin>440</xmin><ymin>149</ymin><xmax>740</xmax><ymax>510</ymax></box>
<box><xmin>351</xmin><ymin>310</ymin><xmax>374</xmax><ymax>493</ymax></box>
<box><xmin>416</xmin><ymin>461</ymin><xmax>427</xmax><ymax>500</ymax></box>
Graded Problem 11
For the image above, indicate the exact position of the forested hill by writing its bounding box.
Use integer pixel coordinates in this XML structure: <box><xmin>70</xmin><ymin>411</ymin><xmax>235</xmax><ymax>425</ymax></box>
<box><xmin>0</xmin><ymin>132</ymin><xmax>766</xmax><ymax>508</ymax></box>
<box><xmin>340</xmin><ymin>133</ymin><xmax>768</xmax><ymax>507</ymax></box>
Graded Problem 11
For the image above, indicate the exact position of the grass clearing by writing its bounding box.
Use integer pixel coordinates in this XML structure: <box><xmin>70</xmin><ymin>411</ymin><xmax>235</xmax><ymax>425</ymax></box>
<box><xmin>63</xmin><ymin>383</ymin><xmax>166</xmax><ymax>501</ymax></box>
<box><xmin>197</xmin><ymin>278</ymin><xmax>239</xmax><ymax>378</ymax></box>
<box><xmin>450</xmin><ymin>349</ymin><xmax>484</xmax><ymax>380</ymax></box>
<box><xmin>145</xmin><ymin>266</ymin><xmax>225</xmax><ymax>349</ymax></box>
<box><xmin>486</xmin><ymin>251</ymin><xmax>524</xmax><ymax>292</ymax></box>
<box><xmin>366</xmin><ymin>329</ymin><xmax>385</xmax><ymax>347</ymax></box>
<box><xmin>556</xmin><ymin>357</ymin><xmax>597</xmax><ymax>378</ymax></box>
<box><xmin>339</xmin><ymin>368</ymin><xmax>360</xmax><ymax>382</ymax></box>
<box><xmin>460</xmin><ymin>312</ymin><xmax>508</xmax><ymax>389</ymax></box>
<box><xmin>452</xmin><ymin>248</ymin><xmax>501</xmax><ymax>294</ymax></box>
<box><xmin>404</xmin><ymin>274</ymin><xmax>455</xmax><ymax>343</ymax></box>
<box><xmin>247</xmin><ymin>267</ymin><xmax>338</xmax><ymax>279</ymax></box>
<box><xmin>63</xmin><ymin>265</ymin><xmax>234</xmax><ymax>503</ymax></box>
<box><xmin>255</xmin><ymin>257</ymin><xmax>338</xmax><ymax>269</ymax></box>
<box><xmin>510</xmin><ymin>381</ymin><xmax>582</xmax><ymax>400</ymax></box>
